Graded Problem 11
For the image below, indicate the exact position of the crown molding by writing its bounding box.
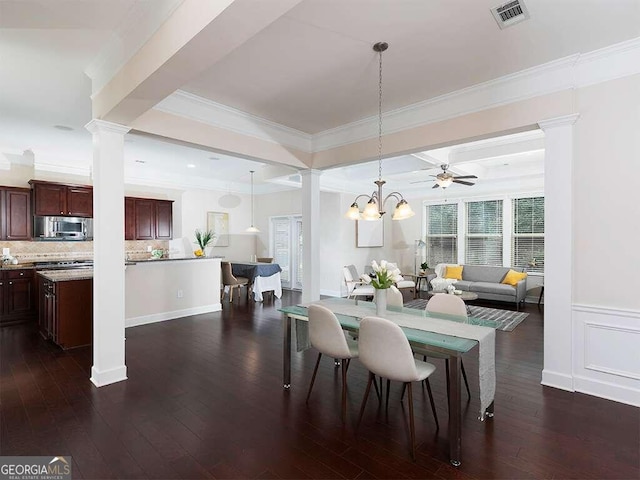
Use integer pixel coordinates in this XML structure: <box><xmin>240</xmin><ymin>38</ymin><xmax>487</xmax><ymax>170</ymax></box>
<box><xmin>153</xmin><ymin>36</ymin><xmax>640</xmax><ymax>155</ymax></box>
<box><xmin>154</xmin><ymin>90</ymin><xmax>313</xmax><ymax>152</ymax></box>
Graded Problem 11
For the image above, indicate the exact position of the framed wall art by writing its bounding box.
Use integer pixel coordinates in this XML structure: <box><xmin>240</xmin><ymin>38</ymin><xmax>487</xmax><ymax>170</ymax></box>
<box><xmin>356</xmin><ymin>219</ymin><xmax>384</xmax><ymax>247</ymax></box>
<box><xmin>207</xmin><ymin>211</ymin><xmax>229</xmax><ymax>247</ymax></box>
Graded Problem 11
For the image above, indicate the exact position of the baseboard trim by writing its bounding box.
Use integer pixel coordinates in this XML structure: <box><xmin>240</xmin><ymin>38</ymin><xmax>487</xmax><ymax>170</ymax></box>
<box><xmin>541</xmin><ymin>369</ymin><xmax>574</xmax><ymax>392</ymax></box>
<box><xmin>126</xmin><ymin>304</ymin><xmax>222</xmax><ymax>328</ymax></box>
<box><xmin>319</xmin><ymin>289</ymin><xmax>342</xmax><ymax>298</ymax></box>
<box><xmin>90</xmin><ymin>365</ymin><xmax>127</xmax><ymax>387</ymax></box>
<box><xmin>574</xmin><ymin>375</ymin><xmax>640</xmax><ymax>407</ymax></box>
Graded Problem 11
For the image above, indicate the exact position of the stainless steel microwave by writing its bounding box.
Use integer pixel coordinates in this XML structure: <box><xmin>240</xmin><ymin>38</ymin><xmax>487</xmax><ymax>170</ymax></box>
<box><xmin>33</xmin><ymin>216</ymin><xmax>93</xmax><ymax>241</ymax></box>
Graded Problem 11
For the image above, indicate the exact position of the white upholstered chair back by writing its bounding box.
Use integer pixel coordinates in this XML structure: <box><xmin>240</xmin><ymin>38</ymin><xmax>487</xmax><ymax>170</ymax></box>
<box><xmin>386</xmin><ymin>288</ymin><xmax>404</xmax><ymax>308</ymax></box>
<box><xmin>426</xmin><ymin>293</ymin><xmax>468</xmax><ymax>318</ymax></box>
<box><xmin>309</xmin><ymin>304</ymin><xmax>355</xmax><ymax>359</ymax></box>
<box><xmin>359</xmin><ymin>316</ymin><xmax>421</xmax><ymax>382</ymax></box>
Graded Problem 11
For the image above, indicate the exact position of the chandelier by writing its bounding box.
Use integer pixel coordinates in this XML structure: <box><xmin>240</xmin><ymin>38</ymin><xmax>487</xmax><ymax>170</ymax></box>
<box><xmin>344</xmin><ymin>42</ymin><xmax>415</xmax><ymax>221</ymax></box>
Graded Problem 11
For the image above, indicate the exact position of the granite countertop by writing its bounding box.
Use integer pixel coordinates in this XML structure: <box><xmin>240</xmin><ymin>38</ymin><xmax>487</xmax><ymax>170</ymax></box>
<box><xmin>1</xmin><ymin>263</ymin><xmax>36</xmax><ymax>270</ymax></box>
<box><xmin>37</xmin><ymin>269</ymin><xmax>93</xmax><ymax>282</ymax></box>
<box><xmin>127</xmin><ymin>256</ymin><xmax>224</xmax><ymax>264</ymax></box>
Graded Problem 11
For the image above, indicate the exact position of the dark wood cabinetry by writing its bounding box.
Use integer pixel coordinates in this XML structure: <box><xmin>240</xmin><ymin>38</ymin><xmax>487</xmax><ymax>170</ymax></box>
<box><xmin>125</xmin><ymin>197</ymin><xmax>173</xmax><ymax>240</ymax></box>
<box><xmin>38</xmin><ymin>275</ymin><xmax>92</xmax><ymax>349</ymax></box>
<box><xmin>30</xmin><ymin>180</ymin><xmax>93</xmax><ymax>217</ymax></box>
<box><xmin>0</xmin><ymin>187</ymin><xmax>31</xmax><ymax>240</ymax></box>
<box><xmin>0</xmin><ymin>268</ymin><xmax>36</xmax><ymax>325</ymax></box>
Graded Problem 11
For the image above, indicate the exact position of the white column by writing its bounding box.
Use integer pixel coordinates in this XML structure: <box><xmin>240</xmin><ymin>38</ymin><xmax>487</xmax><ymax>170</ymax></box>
<box><xmin>300</xmin><ymin>169</ymin><xmax>321</xmax><ymax>303</ymax></box>
<box><xmin>85</xmin><ymin>119</ymin><xmax>130</xmax><ymax>387</ymax></box>
<box><xmin>538</xmin><ymin>114</ymin><xmax>579</xmax><ymax>392</ymax></box>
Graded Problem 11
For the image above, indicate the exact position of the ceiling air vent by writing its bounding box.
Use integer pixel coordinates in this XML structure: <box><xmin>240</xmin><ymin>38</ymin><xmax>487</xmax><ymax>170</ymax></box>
<box><xmin>491</xmin><ymin>0</ymin><xmax>530</xmax><ymax>29</ymax></box>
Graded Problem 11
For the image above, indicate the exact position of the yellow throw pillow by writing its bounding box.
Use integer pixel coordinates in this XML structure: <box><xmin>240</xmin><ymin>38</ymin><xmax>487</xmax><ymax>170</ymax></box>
<box><xmin>502</xmin><ymin>269</ymin><xmax>527</xmax><ymax>286</ymax></box>
<box><xmin>444</xmin><ymin>265</ymin><xmax>463</xmax><ymax>280</ymax></box>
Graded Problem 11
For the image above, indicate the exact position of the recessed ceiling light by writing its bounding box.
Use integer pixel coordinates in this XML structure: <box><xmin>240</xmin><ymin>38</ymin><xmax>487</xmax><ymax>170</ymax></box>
<box><xmin>187</xmin><ymin>164</ymin><xmax>196</xmax><ymax>168</ymax></box>
<box><xmin>209</xmin><ymin>156</ymin><xmax>220</xmax><ymax>160</ymax></box>
<box><xmin>53</xmin><ymin>125</ymin><xmax>74</xmax><ymax>131</ymax></box>
<box><xmin>134</xmin><ymin>159</ymin><xmax>146</xmax><ymax>164</ymax></box>
<box><xmin>503</xmin><ymin>163</ymin><xmax>510</xmax><ymax>166</ymax></box>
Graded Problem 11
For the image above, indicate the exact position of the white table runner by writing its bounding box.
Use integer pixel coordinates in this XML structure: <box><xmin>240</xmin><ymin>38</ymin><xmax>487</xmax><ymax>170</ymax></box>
<box><xmin>310</xmin><ymin>299</ymin><xmax>496</xmax><ymax>419</ymax></box>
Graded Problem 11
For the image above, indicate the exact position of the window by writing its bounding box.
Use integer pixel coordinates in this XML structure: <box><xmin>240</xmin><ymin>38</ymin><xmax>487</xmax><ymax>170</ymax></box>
<box><xmin>512</xmin><ymin>197</ymin><xmax>544</xmax><ymax>273</ymax></box>
<box><xmin>426</xmin><ymin>203</ymin><xmax>458</xmax><ymax>266</ymax></box>
<box><xmin>466</xmin><ymin>200</ymin><xmax>503</xmax><ymax>266</ymax></box>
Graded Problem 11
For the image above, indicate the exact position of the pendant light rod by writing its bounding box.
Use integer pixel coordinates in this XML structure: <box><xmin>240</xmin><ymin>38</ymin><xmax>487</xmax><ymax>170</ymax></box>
<box><xmin>344</xmin><ymin>42</ymin><xmax>415</xmax><ymax>222</ymax></box>
<box><xmin>246</xmin><ymin>170</ymin><xmax>259</xmax><ymax>233</ymax></box>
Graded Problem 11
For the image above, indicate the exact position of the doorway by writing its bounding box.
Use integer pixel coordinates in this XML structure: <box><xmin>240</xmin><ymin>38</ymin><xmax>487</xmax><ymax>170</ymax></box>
<box><xmin>270</xmin><ymin>215</ymin><xmax>303</xmax><ymax>290</ymax></box>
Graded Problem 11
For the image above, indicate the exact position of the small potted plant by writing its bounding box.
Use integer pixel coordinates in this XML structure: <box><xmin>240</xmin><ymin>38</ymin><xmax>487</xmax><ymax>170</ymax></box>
<box><xmin>420</xmin><ymin>261</ymin><xmax>429</xmax><ymax>275</ymax></box>
<box><xmin>194</xmin><ymin>229</ymin><xmax>215</xmax><ymax>257</ymax></box>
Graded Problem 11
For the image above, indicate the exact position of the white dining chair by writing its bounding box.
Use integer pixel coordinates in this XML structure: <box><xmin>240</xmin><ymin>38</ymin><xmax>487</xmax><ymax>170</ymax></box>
<box><xmin>386</xmin><ymin>287</ymin><xmax>404</xmax><ymax>308</ymax></box>
<box><xmin>421</xmin><ymin>294</ymin><xmax>471</xmax><ymax>400</ymax></box>
<box><xmin>306</xmin><ymin>304</ymin><xmax>359</xmax><ymax>423</ymax></box>
<box><xmin>357</xmin><ymin>316</ymin><xmax>438</xmax><ymax>460</ymax></box>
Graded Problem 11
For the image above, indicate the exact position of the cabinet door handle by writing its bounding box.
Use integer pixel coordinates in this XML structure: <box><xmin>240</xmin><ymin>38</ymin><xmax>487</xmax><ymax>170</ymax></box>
<box><xmin>20</xmin><ymin>272</ymin><xmax>24</xmax><ymax>276</ymax></box>
<box><xmin>8</xmin><ymin>281</ymin><xmax>12</xmax><ymax>285</ymax></box>
<box><xmin>0</xmin><ymin>282</ymin><xmax>3</xmax><ymax>286</ymax></box>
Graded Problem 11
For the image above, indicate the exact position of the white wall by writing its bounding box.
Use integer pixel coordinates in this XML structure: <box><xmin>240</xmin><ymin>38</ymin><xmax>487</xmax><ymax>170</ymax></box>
<box><xmin>180</xmin><ymin>188</ymin><xmax>255</xmax><ymax>262</ymax></box>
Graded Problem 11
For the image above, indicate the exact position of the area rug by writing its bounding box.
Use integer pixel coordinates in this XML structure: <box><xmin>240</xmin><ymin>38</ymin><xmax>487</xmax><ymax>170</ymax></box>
<box><xmin>403</xmin><ymin>299</ymin><xmax>529</xmax><ymax>332</ymax></box>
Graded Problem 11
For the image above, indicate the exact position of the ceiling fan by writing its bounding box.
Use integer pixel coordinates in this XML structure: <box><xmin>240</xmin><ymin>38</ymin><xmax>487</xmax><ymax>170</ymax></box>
<box><xmin>411</xmin><ymin>164</ymin><xmax>477</xmax><ymax>189</ymax></box>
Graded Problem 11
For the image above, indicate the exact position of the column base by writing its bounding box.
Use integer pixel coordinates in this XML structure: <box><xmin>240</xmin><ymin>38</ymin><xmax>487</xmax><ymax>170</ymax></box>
<box><xmin>91</xmin><ymin>365</ymin><xmax>128</xmax><ymax>387</ymax></box>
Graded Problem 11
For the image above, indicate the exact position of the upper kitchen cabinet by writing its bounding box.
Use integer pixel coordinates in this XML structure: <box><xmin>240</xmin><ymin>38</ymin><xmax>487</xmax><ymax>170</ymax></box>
<box><xmin>29</xmin><ymin>180</ymin><xmax>93</xmax><ymax>217</ymax></box>
<box><xmin>125</xmin><ymin>197</ymin><xmax>173</xmax><ymax>240</ymax></box>
<box><xmin>0</xmin><ymin>187</ymin><xmax>32</xmax><ymax>240</ymax></box>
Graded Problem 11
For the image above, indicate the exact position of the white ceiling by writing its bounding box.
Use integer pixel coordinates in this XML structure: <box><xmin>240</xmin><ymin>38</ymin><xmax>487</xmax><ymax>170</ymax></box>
<box><xmin>0</xmin><ymin>0</ymin><xmax>637</xmax><ymax>194</ymax></box>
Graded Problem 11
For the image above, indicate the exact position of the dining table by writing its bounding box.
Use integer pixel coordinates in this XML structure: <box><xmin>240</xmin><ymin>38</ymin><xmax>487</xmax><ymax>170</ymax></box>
<box><xmin>279</xmin><ymin>297</ymin><xmax>497</xmax><ymax>467</ymax></box>
<box><xmin>231</xmin><ymin>261</ymin><xmax>283</xmax><ymax>301</ymax></box>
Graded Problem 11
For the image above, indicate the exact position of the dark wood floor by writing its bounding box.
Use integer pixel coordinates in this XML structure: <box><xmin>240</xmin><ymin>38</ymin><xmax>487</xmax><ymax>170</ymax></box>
<box><xmin>1</xmin><ymin>292</ymin><xmax>638</xmax><ymax>479</ymax></box>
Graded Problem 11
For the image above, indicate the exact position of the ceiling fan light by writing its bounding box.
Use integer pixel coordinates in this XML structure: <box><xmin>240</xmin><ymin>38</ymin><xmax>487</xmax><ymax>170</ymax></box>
<box><xmin>344</xmin><ymin>203</ymin><xmax>362</xmax><ymax>220</ymax></box>
<box><xmin>361</xmin><ymin>198</ymin><xmax>381</xmax><ymax>220</ymax></box>
<box><xmin>392</xmin><ymin>199</ymin><xmax>415</xmax><ymax>220</ymax></box>
<box><xmin>437</xmin><ymin>177</ymin><xmax>454</xmax><ymax>188</ymax></box>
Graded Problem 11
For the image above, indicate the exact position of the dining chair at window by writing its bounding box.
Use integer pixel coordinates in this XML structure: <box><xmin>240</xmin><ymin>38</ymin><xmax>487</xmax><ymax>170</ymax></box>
<box><xmin>221</xmin><ymin>261</ymin><xmax>250</xmax><ymax>303</ymax></box>
<box><xmin>343</xmin><ymin>265</ymin><xmax>375</xmax><ymax>299</ymax></box>
<box><xmin>306</xmin><ymin>304</ymin><xmax>359</xmax><ymax>423</ymax></box>
<box><xmin>357</xmin><ymin>316</ymin><xmax>438</xmax><ymax>460</ymax></box>
<box><xmin>420</xmin><ymin>294</ymin><xmax>471</xmax><ymax>400</ymax></box>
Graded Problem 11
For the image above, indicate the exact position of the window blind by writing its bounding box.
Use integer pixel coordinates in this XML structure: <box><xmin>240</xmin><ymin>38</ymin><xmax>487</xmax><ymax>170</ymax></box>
<box><xmin>512</xmin><ymin>197</ymin><xmax>544</xmax><ymax>273</ymax></box>
<box><xmin>426</xmin><ymin>203</ymin><xmax>457</xmax><ymax>266</ymax></box>
<box><xmin>465</xmin><ymin>200</ymin><xmax>503</xmax><ymax>266</ymax></box>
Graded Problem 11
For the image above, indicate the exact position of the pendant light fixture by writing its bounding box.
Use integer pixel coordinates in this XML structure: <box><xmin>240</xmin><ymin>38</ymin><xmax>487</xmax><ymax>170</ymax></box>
<box><xmin>246</xmin><ymin>170</ymin><xmax>259</xmax><ymax>233</ymax></box>
<box><xmin>345</xmin><ymin>42</ymin><xmax>415</xmax><ymax>221</ymax></box>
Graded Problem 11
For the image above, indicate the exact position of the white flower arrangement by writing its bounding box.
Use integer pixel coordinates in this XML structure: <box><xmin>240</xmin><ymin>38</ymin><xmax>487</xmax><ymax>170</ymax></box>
<box><xmin>360</xmin><ymin>260</ymin><xmax>402</xmax><ymax>291</ymax></box>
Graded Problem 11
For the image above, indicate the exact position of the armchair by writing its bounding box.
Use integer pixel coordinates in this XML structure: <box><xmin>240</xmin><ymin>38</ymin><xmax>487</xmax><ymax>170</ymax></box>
<box><xmin>343</xmin><ymin>265</ymin><xmax>375</xmax><ymax>299</ymax></box>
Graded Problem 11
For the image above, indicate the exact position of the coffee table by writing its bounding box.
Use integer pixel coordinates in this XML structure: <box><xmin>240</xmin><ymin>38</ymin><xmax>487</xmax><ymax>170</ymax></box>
<box><xmin>427</xmin><ymin>290</ymin><xmax>478</xmax><ymax>314</ymax></box>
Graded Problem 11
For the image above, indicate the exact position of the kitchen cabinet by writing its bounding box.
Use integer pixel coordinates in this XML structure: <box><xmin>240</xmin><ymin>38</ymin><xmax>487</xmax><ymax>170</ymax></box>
<box><xmin>0</xmin><ymin>187</ymin><xmax>31</xmax><ymax>240</ymax></box>
<box><xmin>38</xmin><ymin>275</ymin><xmax>92</xmax><ymax>349</ymax></box>
<box><xmin>0</xmin><ymin>268</ymin><xmax>36</xmax><ymax>325</ymax></box>
<box><xmin>124</xmin><ymin>197</ymin><xmax>173</xmax><ymax>240</ymax></box>
<box><xmin>29</xmin><ymin>180</ymin><xmax>93</xmax><ymax>217</ymax></box>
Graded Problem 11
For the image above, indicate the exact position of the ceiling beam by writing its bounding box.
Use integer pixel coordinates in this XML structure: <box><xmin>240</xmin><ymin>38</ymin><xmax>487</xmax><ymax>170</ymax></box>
<box><xmin>92</xmin><ymin>0</ymin><xmax>304</xmax><ymax>124</ymax></box>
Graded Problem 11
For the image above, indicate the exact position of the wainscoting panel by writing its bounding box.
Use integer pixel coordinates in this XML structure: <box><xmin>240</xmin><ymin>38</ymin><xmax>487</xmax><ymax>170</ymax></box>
<box><xmin>573</xmin><ymin>305</ymin><xmax>640</xmax><ymax>406</ymax></box>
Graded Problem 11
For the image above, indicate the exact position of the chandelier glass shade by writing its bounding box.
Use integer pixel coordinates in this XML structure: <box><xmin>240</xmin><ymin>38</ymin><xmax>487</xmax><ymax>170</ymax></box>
<box><xmin>344</xmin><ymin>42</ymin><xmax>414</xmax><ymax>222</ymax></box>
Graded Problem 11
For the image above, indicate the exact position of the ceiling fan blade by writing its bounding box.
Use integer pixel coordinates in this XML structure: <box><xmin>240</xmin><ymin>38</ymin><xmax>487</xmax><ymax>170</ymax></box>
<box><xmin>409</xmin><ymin>180</ymin><xmax>433</xmax><ymax>184</ymax></box>
<box><xmin>432</xmin><ymin>183</ymin><xmax>440</xmax><ymax>189</ymax></box>
<box><xmin>453</xmin><ymin>179</ymin><xmax>475</xmax><ymax>186</ymax></box>
<box><xmin>453</xmin><ymin>175</ymin><xmax>478</xmax><ymax>179</ymax></box>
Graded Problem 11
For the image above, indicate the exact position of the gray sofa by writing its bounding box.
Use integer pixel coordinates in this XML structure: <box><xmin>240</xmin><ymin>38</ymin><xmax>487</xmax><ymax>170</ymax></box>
<box><xmin>429</xmin><ymin>264</ymin><xmax>527</xmax><ymax>309</ymax></box>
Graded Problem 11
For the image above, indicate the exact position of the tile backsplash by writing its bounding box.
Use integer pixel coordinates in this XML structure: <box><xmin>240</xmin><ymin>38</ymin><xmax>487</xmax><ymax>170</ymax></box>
<box><xmin>0</xmin><ymin>240</ymin><xmax>169</xmax><ymax>263</ymax></box>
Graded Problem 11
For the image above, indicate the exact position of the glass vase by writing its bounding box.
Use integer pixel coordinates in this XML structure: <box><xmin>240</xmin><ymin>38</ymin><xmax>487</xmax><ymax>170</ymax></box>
<box><xmin>375</xmin><ymin>288</ymin><xmax>387</xmax><ymax>316</ymax></box>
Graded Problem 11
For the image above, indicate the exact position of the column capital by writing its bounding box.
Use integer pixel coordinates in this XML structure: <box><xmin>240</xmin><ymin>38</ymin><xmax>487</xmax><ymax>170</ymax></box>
<box><xmin>299</xmin><ymin>168</ymin><xmax>322</xmax><ymax>178</ymax></box>
<box><xmin>538</xmin><ymin>114</ymin><xmax>580</xmax><ymax>131</ymax></box>
<box><xmin>85</xmin><ymin>119</ymin><xmax>131</xmax><ymax>135</ymax></box>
